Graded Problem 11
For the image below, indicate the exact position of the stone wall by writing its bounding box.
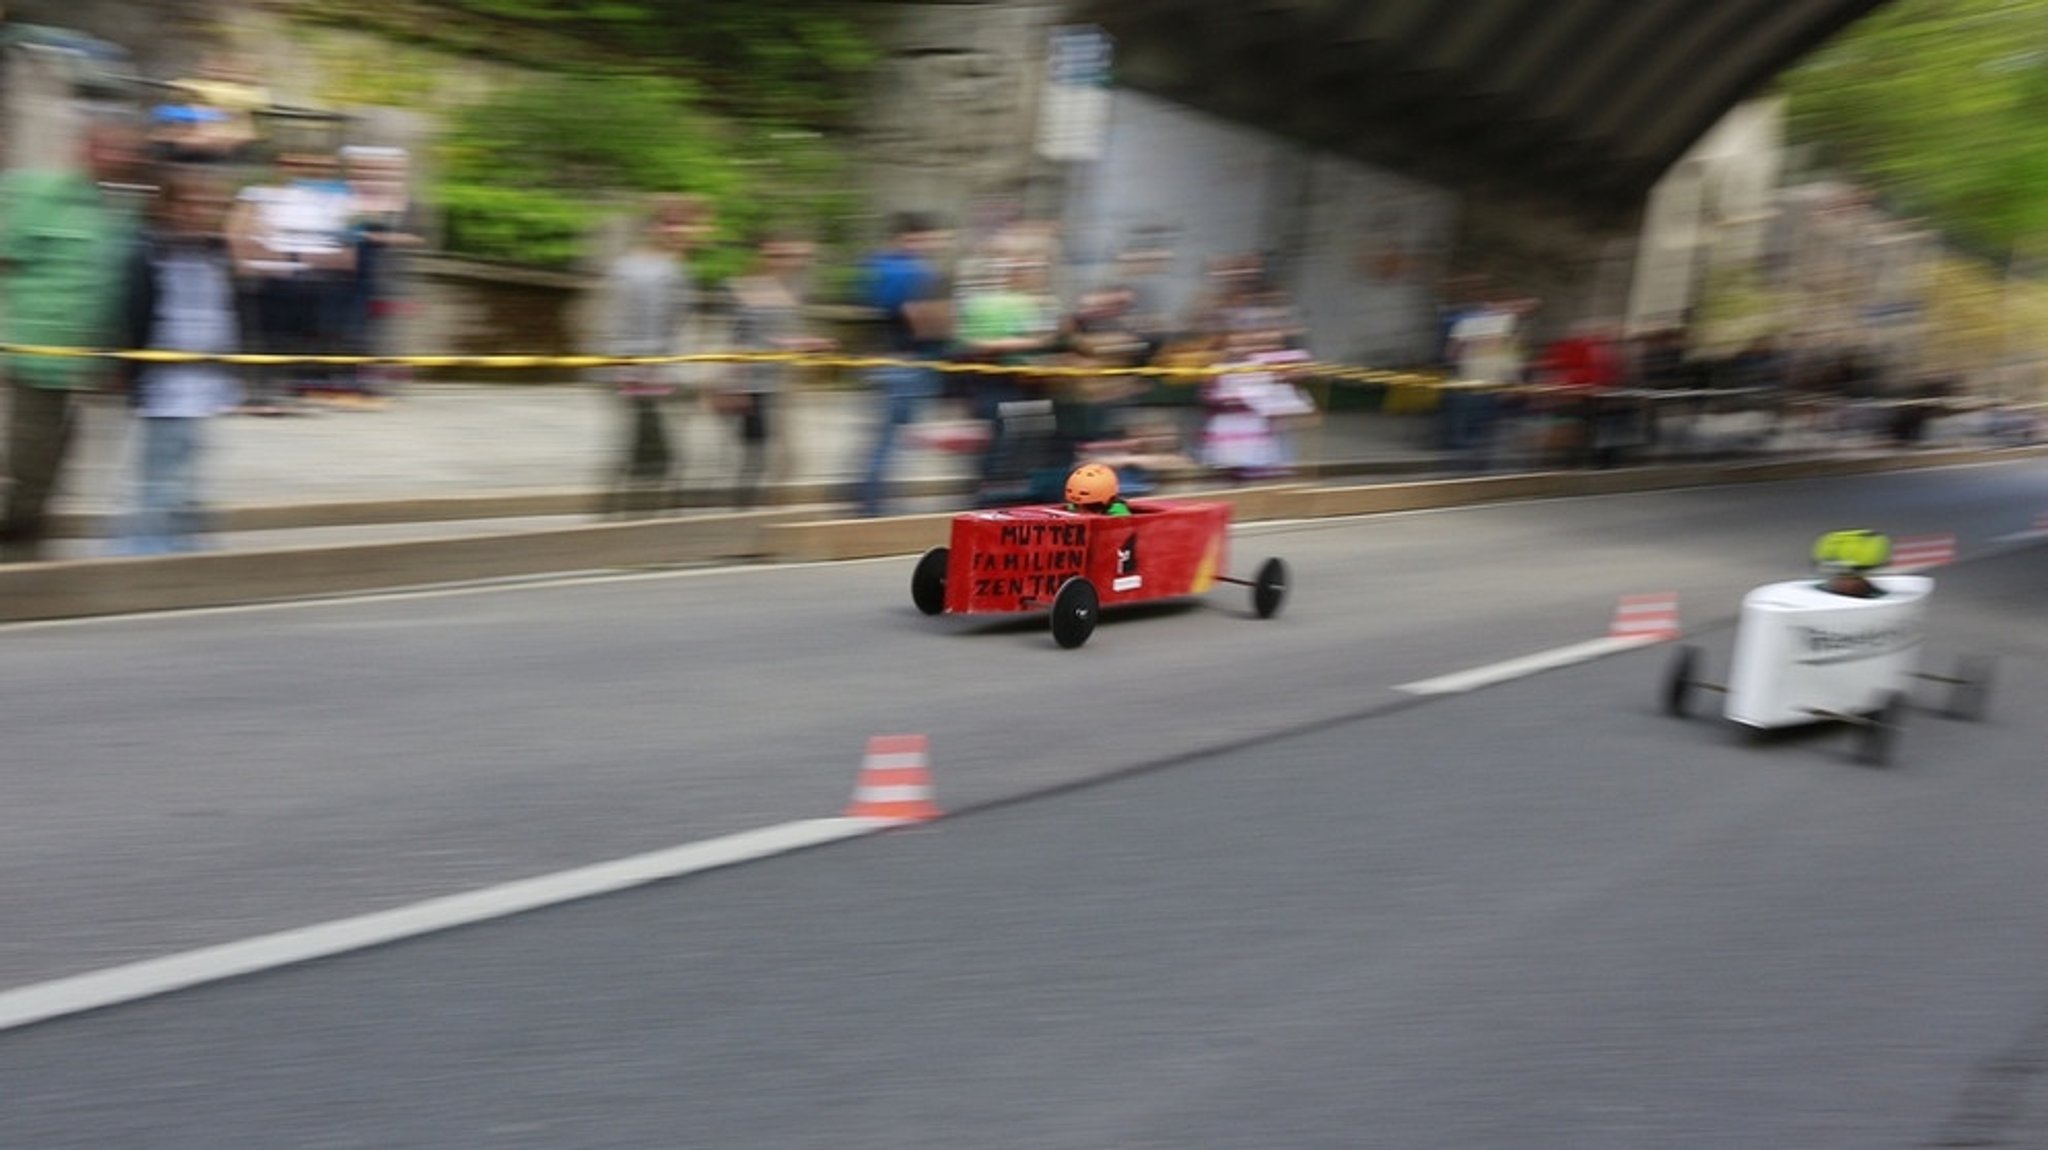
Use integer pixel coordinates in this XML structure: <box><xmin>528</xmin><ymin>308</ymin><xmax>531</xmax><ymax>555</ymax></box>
<box><xmin>852</xmin><ymin>1</ymin><xmax>1069</xmax><ymax>233</ymax></box>
<box><xmin>6</xmin><ymin>0</ymin><xmax>216</xmax><ymax>76</ymax></box>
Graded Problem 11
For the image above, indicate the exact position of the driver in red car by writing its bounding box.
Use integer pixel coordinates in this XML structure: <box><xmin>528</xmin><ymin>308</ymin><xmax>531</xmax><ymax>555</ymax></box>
<box><xmin>1064</xmin><ymin>462</ymin><xmax>1132</xmax><ymax>516</ymax></box>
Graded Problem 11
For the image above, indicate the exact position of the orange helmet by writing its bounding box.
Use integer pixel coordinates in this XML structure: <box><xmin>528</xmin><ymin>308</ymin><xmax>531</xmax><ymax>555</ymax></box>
<box><xmin>1065</xmin><ymin>463</ymin><xmax>1119</xmax><ymax>507</ymax></box>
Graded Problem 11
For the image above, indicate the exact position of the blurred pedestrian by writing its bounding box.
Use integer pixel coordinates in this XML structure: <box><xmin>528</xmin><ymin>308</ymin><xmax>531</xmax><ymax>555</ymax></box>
<box><xmin>1112</xmin><ymin>234</ymin><xmax>1176</xmax><ymax>347</ymax></box>
<box><xmin>1442</xmin><ymin>291</ymin><xmax>1535</xmax><ymax>468</ymax></box>
<box><xmin>146</xmin><ymin>102</ymin><xmax>236</xmax><ymax>165</ymax></box>
<box><xmin>1636</xmin><ymin>327</ymin><xmax>1691</xmax><ymax>389</ymax></box>
<box><xmin>224</xmin><ymin>152</ymin><xmax>356</xmax><ymax>414</ymax></box>
<box><xmin>168</xmin><ymin>52</ymin><xmax>268</xmax><ymax>163</ymax></box>
<box><xmin>290</xmin><ymin>152</ymin><xmax>360</xmax><ymax>404</ymax></box>
<box><xmin>1059</xmin><ymin>284</ymin><xmax>1157</xmax><ymax>487</ymax></box>
<box><xmin>601</xmin><ymin>193</ymin><xmax>713</xmax><ymax>516</ymax></box>
<box><xmin>113</xmin><ymin>167</ymin><xmax>241</xmax><ymax>554</ymax></box>
<box><xmin>717</xmin><ymin>232</ymin><xmax>833</xmax><ymax>507</ymax></box>
<box><xmin>856</xmin><ymin>212</ymin><xmax>952</xmax><ymax>518</ymax></box>
<box><xmin>958</xmin><ymin>235</ymin><xmax>1063</xmax><ymax>506</ymax></box>
<box><xmin>0</xmin><ymin>102</ymin><xmax>145</xmax><ymax>563</ymax></box>
<box><xmin>342</xmin><ymin>145</ymin><xmax>423</xmax><ymax>407</ymax></box>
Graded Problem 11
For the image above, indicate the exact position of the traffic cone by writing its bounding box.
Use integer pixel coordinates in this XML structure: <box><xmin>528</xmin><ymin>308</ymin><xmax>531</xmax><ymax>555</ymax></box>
<box><xmin>844</xmin><ymin>734</ymin><xmax>942</xmax><ymax>823</ymax></box>
<box><xmin>1889</xmin><ymin>533</ymin><xmax>1956</xmax><ymax>572</ymax></box>
<box><xmin>1610</xmin><ymin>592</ymin><xmax>1680</xmax><ymax>642</ymax></box>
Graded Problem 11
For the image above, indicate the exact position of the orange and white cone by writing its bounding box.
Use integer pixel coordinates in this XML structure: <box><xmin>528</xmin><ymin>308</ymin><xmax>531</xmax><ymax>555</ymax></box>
<box><xmin>1610</xmin><ymin>592</ymin><xmax>1680</xmax><ymax>642</ymax></box>
<box><xmin>844</xmin><ymin>734</ymin><xmax>942</xmax><ymax>823</ymax></box>
<box><xmin>1889</xmin><ymin>533</ymin><xmax>1956</xmax><ymax>572</ymax></box>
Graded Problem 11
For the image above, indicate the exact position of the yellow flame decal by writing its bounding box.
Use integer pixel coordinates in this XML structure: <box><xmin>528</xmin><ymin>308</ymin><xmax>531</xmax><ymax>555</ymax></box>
<box><xmin>1192</xmin><ymin>539</ymin><xmax>1219</xmax><ymax>593</ymax></box>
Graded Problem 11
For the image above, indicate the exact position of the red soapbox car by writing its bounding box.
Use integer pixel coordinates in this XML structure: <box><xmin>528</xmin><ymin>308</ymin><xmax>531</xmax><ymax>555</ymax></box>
<box><xmin>909</xmin><ymin>499</ymin><xmax>1289</xmax><ymax>648</ymax></box>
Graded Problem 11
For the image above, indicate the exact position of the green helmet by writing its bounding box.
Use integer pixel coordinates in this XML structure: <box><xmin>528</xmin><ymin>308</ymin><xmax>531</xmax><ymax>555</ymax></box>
<box><xmin>1813</xmin><ymin>529</ymin><xmax>1890</xmax><ymax>573</ymax></box>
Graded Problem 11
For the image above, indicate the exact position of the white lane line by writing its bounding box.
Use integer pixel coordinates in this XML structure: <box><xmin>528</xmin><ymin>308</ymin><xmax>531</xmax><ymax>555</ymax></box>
<box><xmin>1395</xmin><ymin>635</ymin><xmax>1667</xmax><ymax>696</ymax></box>
<box><xmin>0</xmin><ymin>816</ymin><xmax>900</xmax><ymax>1033</ymax></box>
<box><xmin>1991</xmin><ymin>529</ymin><xmax>2048</xmax><ymax>545</ymax></box>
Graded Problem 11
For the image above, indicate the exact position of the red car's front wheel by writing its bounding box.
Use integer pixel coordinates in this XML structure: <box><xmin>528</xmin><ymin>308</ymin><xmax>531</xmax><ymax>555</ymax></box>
<box><xmin>1252</xmin><ymin>557</ymin><xmax>1289</xmax><ymax>620</ymax></box>
<box><xmin>912</xmin><ymin>547</ymin><xmax>949</xmax><ymax>616</ymax></box>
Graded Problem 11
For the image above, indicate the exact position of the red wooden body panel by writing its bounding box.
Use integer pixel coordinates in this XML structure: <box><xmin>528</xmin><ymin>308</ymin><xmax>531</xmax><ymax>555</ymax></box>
<box><xmin>942</xmin><ymin>501</ymin><xmax>1231</xmax><ymax>614</ymax></box>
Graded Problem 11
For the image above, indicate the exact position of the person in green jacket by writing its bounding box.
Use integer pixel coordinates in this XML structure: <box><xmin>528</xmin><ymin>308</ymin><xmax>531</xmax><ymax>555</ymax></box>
<box><xmin>0</xmin><ymin>103</ymin><xmax>144</xmax><ymax>562</ymax></box>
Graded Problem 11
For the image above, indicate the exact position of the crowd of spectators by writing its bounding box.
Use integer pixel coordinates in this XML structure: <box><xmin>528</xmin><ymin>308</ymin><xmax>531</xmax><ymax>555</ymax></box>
<box><xmin>0</xmin><ymin>48</ymin><xmax>423</xmax><ymax>561</ymax></box>
<box><xmin>848</xmin><ymin>216</ymin><xmax>1323</xmax><ymax>516</ymax></box>
<box><xmin>1432</xmin><ymin>278</ymin><xmax>2041</xmax><ymax>470</ymax></box>
<box><xmin>4</xmin><ymin>40</ymin><xmax>2035</xmax><ymax>560</ymax></box>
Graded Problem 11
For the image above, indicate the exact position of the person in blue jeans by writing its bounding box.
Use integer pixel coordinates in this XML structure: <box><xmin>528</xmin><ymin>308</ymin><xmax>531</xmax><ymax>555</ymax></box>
<box><xmin>857</xmin><ymin>213</ymin><xmax>952</xmax><ymax>517</ymax></box>
<box><xmin>115</xmin><ymin>168</ymin><xmax>242</xmax><ymax>555</ymax></box>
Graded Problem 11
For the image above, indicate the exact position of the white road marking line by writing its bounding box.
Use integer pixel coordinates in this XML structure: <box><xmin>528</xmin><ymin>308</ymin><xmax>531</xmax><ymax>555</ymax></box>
<box><xmin>1991</xmin><ymin>529</ymin><xmax>2048</xmax><ymax>544</ymax></box>
<box><xmin>0</xmin><ymin>816</ymin><xmax>901</xmax><ymax>1033</ymax></box>
<box><xmin>1395</xmin><ymin>635</ymin><xmax>1667</xmax><ymax>696</ymax></box>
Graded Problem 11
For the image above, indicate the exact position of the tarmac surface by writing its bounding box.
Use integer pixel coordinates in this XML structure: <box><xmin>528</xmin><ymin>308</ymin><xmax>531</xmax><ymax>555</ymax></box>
<box><xmin>4</xmin><ymin>458</ymin><xmax>2046</xmax><ymax>1146</ymax></box>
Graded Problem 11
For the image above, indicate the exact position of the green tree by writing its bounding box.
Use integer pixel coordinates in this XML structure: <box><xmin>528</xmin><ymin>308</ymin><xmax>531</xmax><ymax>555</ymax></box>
<box><xmin>436</xmin><ymin>71</ymin><xmax>859</xmax><ymax>278</ymax></box>
<box><xmin>1783</xmin><ymin>0</ymin><xmax>2048</xmax><ymax>260</ymax></box>
<box><xmin>291</xmin><ymin>0</ymin><xmax>879</xmax><ymax>274</ymax></box>
<box><xmin>294</xmin><ymin>0</ymin><xmax>879</xmax><ymax>127</ymax></box>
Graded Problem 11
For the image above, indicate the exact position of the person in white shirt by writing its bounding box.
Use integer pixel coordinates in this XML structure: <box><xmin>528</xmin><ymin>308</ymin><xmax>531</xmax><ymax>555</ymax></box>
<box><xmin>224</xmin><ymin>153</ymin><xmax>356</xmax><ymax>412</ymax></box>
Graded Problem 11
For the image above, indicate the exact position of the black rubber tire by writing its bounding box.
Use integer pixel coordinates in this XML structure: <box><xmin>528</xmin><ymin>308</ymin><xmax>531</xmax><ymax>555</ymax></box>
<box><xmin>1857</xmin><ymin>691</ymin><xmax>1905</xmax><ymax>767</ymax></box>
<box><xmin>1050</xmin><ymin>577</ymin><xmax>1099</xmax><ymax>650</ymax></box>
<box><xmin>1663</xmin><ymin>645</ymin><xmax>1700</xmax><ymax>718</ymax></box>
<box><xmin>1253</xmin><ymin>557</ymin><xmax>1290</xmax><ymax>620</ymax></box>
<box><xmin>1944</xmin><ymin>653</ymin><xmax>1996</xmax><ymax>722</ymax></box>
<box><xmin>911</xmin><ymin>547</ymin><xmax>949</xmax><ymax>616</ymax></box>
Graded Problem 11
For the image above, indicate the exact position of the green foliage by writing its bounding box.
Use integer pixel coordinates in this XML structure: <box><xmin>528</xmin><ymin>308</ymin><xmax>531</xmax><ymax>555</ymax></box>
<box><xmin>1783</xmin><ymin>0</ymin><xmax>2048</xmax><ymax>259</ymax></box>
<box><xmin>434</xmin><ymin>70</ymin><xmax>864</xmax><ymax>278</ymax></box>
<box><xmin>437</xmin><ymin>183</ymin><xmax>594</xmax><ymax>268</ymax></box>
<box><xmin>439</xmin><ymin>72</ymin><xmax>732</xmax><ymax>195</ymax></box>
<box><xmin>293</xmin><ymin>0</ymin><xmax>881</xmax><ymax>127</ymax></box>
<box><xmin>289</xmin><ymin>0</ymin><xmax>881</xmax><ymax>275</ymax></box>
<box><xmin>667</xmin><ymin>3</ymin><xmax>881</xmax><ymax>127</ymax></box>
<box><xmin>1923</xmin><ymin>253</ymin><xmax>2048</xmax><ymax>377</ymax></box>
<box><xmin>290</xmin><ymin>28</ymin><xmax>452</xmax><ymax>110</ymax></box>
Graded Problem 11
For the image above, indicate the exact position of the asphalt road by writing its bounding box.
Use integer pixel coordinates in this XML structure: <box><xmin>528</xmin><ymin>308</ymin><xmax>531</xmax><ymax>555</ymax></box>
<box><xmin>3</xmin><ymin>459</ymin><xmax>2047</xmax><ymax>1146</ymax></box>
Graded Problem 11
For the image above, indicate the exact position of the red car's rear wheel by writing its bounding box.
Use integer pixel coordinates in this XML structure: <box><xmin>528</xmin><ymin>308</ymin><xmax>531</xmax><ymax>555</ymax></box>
<box><xmin>1051</xmin><ymin>576</ymin><xmax>1099</xmax><ymax>649</ymax></box>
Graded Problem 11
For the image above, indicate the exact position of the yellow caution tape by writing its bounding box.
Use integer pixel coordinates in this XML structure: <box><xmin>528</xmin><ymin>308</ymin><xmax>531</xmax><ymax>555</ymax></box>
<box><xmin>4</xmin><ymin>342</ymin><xmax>1751</xmax><ymax>398</ymax></box>
<box><xmin>0</xmin><ymin>341</ymin><xmax>1456</xmax><ymax>387</ymax></box>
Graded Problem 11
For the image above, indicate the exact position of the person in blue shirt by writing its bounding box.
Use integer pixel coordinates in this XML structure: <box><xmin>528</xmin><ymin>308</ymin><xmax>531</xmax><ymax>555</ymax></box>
<box><xmin>857</xmin><ymin>212</ymin><xmax>952</xmax><ymax>517</ymax></box>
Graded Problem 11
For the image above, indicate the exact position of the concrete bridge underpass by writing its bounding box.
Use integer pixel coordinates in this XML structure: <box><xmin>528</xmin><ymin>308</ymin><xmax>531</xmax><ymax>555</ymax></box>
<box><xmin>1082</xmin><ymin>0</ymin><xmax>1892</xmax><ymax>227</ymax></box>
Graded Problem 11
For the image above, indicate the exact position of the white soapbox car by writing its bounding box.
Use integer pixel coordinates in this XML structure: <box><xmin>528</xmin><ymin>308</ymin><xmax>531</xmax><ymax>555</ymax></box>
<box><xmin>1662</xmin><ymin>569</ymin><xmax>1993</xmax><ymax>766</ymax></box>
